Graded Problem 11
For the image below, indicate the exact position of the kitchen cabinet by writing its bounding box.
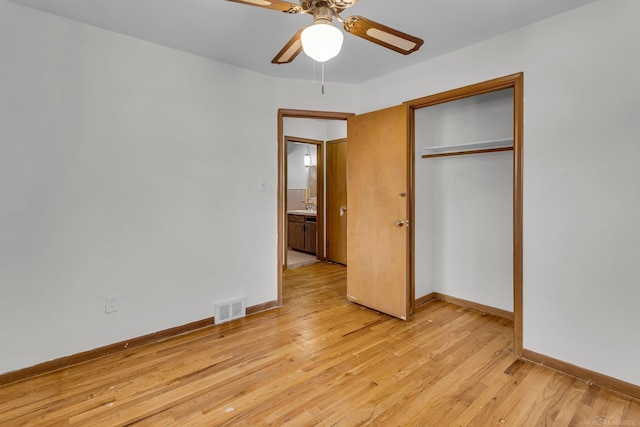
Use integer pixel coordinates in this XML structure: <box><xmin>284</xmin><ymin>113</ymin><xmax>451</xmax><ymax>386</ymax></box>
<box><xmin>288</xmin><ymin>213</ymin><xmax>317</xmax><ymax>255</ymax></box>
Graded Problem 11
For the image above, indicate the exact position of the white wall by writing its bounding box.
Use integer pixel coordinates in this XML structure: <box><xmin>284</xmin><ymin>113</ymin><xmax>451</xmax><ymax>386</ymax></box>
<box><xmin>283</xmin><ymin>118</ymin><xmax>327</xmax><ymax>142</ymax></box>
<box><xmin>361</xmin><ymin>0</ymin><xmax>640</xmax><ymax>386</ymax></box>
<box><xmin>0</xmin><ymin>1</ymin><xmax>354</xmax><ymax>374</ymax></box>
<box><xmin>284</xmin><ymin>118</ymin><xmax>328</xmax><ymax>192</ymax></box>
<box><xmin>326</xmin><ymin>121</ymin><xmax>348</xmax><ymax>142</ymax></box>
<box><xmin>287</xmin><ymin>142</ymin><xmax>317</xmax><ymax>190</ymax></box>
<box><xmin>415</xmin><ymin>90</ymin><xmax>513</xmax><ymax>312</ymax></box>
<box><xmin>275</xmin><ymin>79</ymin><xmax>358</xmax><ymax>115</ymax></box>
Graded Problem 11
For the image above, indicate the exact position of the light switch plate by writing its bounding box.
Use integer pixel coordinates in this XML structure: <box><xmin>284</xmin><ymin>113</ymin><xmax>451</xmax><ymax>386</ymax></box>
<box><xmin>105</xmin><ymin>295</ymin><xmax>119</xmax><ymax>314</ymax></box>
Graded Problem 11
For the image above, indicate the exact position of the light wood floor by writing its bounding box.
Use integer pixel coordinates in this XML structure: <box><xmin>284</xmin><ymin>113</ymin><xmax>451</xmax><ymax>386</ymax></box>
<box><xmin>1</xmin><ymin>263</ymin><xmax>638</xmax><ymax>426</ymax></box>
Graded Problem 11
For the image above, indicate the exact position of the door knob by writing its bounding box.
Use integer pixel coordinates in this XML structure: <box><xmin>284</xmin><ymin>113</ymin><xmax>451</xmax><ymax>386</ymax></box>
<box><xmin>395</xmin><ymin>220</ymin><xmax>405</xmax><ymax>227</ymax></box>
<box><xmin>340</xmin><ymin>207</ymin><xmax>347</xmax><ymax>217</ymax></box>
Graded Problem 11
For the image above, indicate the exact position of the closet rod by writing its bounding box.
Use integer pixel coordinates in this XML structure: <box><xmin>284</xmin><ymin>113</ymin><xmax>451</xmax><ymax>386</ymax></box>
<box><xmin>421</xmin><ymin>146</ymin><xmax>513</xmax><ymax>159</ymax></box>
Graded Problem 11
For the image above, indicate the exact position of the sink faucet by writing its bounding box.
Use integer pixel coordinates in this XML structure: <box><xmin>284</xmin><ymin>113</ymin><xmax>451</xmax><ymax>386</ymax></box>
<box><xmin>305</xmin><ymin>203</ymin><xmax>313</xmax><ymax>210</ymax></box>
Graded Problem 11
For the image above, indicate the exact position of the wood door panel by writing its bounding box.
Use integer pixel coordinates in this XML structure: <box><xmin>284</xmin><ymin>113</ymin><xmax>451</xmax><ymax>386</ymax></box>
<box><xmin>347</xmin><ymin>105</ymin><xmax>410</xmax><ymax>319</ymax></box>
<box><xmin>326</xmin><ymin>139</ymin><xmax>347</xmax><ymax>264</ymax></box>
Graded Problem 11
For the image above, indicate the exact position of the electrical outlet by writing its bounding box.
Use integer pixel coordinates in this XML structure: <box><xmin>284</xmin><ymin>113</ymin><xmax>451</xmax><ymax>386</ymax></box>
<box><xmin>105</xmin><ymin>295</ymin><xmax>119</xmax><ymax>314</ymax></box>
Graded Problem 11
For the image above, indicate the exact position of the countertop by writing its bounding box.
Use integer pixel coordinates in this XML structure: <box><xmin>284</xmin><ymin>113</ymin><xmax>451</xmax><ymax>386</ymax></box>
<box><xmin>288</xmin><ymin>210</ymin><xmax>317</xmax><ymax>217</ymax></box>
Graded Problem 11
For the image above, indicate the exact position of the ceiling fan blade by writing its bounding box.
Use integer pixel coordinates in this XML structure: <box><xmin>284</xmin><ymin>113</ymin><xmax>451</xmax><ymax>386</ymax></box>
<box><xmin>272</xmin><ymin>28</ymin><xmax>305</xmax><ymax>64</ymax></box>
<box><xmin>343</xmin><ymin>16</ymin><xmax>424</xmax><ymax>55</ymax></box>
<box><xmin>226</xmin><ymin>0</ymin><xmax>302</xmax><ymax>14</ymax></box>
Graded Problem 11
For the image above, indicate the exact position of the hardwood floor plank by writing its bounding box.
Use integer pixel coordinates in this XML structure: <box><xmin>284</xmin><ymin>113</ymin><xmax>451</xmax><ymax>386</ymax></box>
<box><xmin>0</xmin><ymin>262</ymin><xmax>638</xmax><ymax>426</ymax></box>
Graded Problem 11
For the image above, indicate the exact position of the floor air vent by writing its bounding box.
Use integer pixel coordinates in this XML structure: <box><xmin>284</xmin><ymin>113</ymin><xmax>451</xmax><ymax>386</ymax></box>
<box><xmin>214</xmin><ymin>297</ymin><xmax>246</xmax><ymax>324</ymax></box>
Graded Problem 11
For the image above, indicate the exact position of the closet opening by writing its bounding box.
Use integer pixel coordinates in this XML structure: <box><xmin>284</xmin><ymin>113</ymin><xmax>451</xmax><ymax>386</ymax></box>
<box><xmin>406</xmin><ymin>73</ymin><xmax>523</xmax><ymax>356</ymax></box>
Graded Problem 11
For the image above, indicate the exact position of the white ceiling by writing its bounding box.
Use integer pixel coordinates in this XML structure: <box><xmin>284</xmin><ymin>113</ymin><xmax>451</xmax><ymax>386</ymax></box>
<box><xmin>8</xmin><ymin>0</ymin><xmax>598</xmax><ymax>84</ymax></box>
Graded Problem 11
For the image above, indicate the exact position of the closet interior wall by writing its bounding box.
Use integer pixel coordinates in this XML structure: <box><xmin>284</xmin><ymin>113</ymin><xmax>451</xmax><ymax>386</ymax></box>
<box><xmin>414</xmin><ymin>88</ymin><xmax>514</xmax><ymax>312</ymax></box>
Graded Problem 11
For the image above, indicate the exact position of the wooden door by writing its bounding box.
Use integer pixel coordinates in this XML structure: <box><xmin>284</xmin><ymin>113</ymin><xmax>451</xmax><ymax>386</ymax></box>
<box><xmin>326</xmin><ymin>139</ymin><xmax>347</xmax><ymax>264</ymax></box>
<box><xmin>347</xmin><ymin>105</ymin><xmax>411</xmax><ymax>320</ymax></box>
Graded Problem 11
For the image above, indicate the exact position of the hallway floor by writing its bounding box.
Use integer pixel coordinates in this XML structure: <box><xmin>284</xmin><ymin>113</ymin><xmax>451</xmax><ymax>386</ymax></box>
<box><xmin>287</xmin><ymin>249</ymin><xmax>318</xmax><ymax>268</ymax></box>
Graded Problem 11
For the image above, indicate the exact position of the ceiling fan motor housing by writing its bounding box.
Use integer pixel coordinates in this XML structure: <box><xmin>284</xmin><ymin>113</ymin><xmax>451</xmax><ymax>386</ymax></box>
<box><xmin>311</xmin><ymin>5</ymin><xmax>334</xmax><ymax>24</ymax></box>
<box><xmin>302</xmin><ymin>0</ymin><xmax>358</xmax><ymax>16</ymax></box>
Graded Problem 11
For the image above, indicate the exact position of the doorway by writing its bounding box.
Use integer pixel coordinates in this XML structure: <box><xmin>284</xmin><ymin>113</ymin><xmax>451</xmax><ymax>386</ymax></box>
<box><xmin>277</xmin><ymin>109</ymin><xmax>354</xmax><ymax>306</ymax></box>
<box><xmin>285</xmin><ymin>136</ymin><xmax>323</xmax><ymax>268</ymax></box>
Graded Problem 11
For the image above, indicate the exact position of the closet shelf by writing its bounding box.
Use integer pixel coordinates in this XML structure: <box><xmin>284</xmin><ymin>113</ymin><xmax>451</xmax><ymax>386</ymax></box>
<box><xmin>421</xmin><ymin>138</ymin><xmax>513</xmax><ymax>159</ymax></box>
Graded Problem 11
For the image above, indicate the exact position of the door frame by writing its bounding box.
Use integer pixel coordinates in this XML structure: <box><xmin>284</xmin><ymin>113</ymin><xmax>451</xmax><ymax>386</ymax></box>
<box><xmin>277</xmin><ymin>109</ymin><xmax>354</xmax><ymax>306</ymax></box>
<box><xmin>405</xmin><ymin>73</ymin><xmax>524</xmax><ymax>356</ymax></box>
<box><xmin>284</xmin><ymin>135</ymin><xmax>324</xmax><ymax>267</ymax></box>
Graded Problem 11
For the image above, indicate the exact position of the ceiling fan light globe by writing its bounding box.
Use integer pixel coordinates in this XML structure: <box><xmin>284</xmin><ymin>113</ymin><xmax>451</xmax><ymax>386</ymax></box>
<box><xmin>301</xmin><ymin>23</ymin><xmax>344</xmax><ymax>63</ymax></box>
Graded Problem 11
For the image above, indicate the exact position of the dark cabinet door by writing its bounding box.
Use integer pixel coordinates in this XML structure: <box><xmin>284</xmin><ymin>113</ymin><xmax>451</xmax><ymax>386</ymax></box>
<box><xmin>288</xmin><ymin>216</ymin><xmax>305</xmax><ymax>251</ymax></box>
<box><xmin>305</xmin><ymin>221</ymin><xmax>317</xmax><ymax>254</ymax></box>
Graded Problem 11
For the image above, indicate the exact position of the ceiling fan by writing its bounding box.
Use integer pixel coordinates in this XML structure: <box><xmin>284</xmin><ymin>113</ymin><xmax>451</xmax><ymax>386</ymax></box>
<box><xmin>226</xmin><ymin>0</ymin><xmax>424</xmax><ymax>64</ymax></box>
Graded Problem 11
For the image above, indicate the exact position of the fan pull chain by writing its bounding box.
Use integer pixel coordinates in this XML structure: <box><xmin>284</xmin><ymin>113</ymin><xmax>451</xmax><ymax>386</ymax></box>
<box><xmin>311</xmin><ymin>61</ymin><xmax>326</xmax><ymax>95</ymax></box>
<box><xmin>312</xmin><ymin>60</ymin><xmax>316</xmax><ymax>84</ymax></box>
